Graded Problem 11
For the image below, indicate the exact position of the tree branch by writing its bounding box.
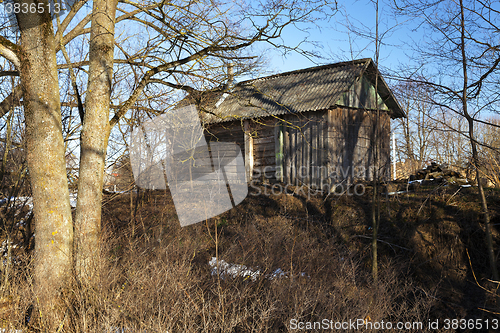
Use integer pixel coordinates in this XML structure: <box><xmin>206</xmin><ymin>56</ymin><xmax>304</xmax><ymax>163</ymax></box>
<box><xmin>0</xmin><ymin>36</ymin><xmax>21</xmax><ymax>69</ymax></box>
<box><xmin>0</xmin><ymin>71</ymin><xmax>19</xmax><ymax>77</ymax></box>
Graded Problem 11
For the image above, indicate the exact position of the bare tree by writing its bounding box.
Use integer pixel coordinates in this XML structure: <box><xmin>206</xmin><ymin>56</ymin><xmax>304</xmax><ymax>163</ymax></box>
<box><xmin>476</xmin><ymin>118</ymin><xmax>500</xmax><ymax>187</ymax></box>
<box><xmin>3</xmin><ymin>3</ymin><xmax>74</xmax><ymax>329</ymax></box>
<box><xmin>0</xmin><ymin>0</ymin><xmax>336</xmax><ymax>328</ymax></box>
<box><xmin>395</xmin><ymin>0</ymin><xmax>500</xmax><ymax>281</ymax></box>
<box><xmin>393</xmin><ymin>81</ymin><xmax>436</xmax><ymax>172</ymax></box>
<box><xmin>74</xmin><ymin>0</ymin><xmax>117</xmax><ymax>284</ymax></box>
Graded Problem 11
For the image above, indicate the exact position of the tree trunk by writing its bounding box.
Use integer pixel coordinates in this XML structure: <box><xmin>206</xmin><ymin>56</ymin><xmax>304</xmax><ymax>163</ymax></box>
<box><xmin>16</xmin><ymin>3</ymin><xmax>73</xmax><ymax>330</ymax></box>
<box><xmin>458</xmin><ymin>0</ymin><xmax>498</xmax><ymax>282</ymax></box>
<box><xmin>371</xmin><ymin>0</ymin><xmax>380</xmax><ymax>283</ymax></box>
<box><xmin>74</xmin><ymin>0</ymin><xmax>117</xmax><ymax>282</ymax></box>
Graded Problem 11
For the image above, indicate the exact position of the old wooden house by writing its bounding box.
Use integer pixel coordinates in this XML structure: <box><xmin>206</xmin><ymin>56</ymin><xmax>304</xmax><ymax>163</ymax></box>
<box><xmin>182</xmin><ymin>58</ymin><xmax>405</xmax><ymax>189</ymax></box>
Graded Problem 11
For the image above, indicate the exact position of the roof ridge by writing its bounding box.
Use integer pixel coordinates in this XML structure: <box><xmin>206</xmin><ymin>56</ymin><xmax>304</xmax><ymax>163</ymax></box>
<box><xmin>182</xmin><ymin>57</ymin><xmax>405</xmax><ymax>122</ymax></box>
<box><xmin>238</xmin><ymin>58</ymin><xmax>372</xmax><ymax>86</ymax></box>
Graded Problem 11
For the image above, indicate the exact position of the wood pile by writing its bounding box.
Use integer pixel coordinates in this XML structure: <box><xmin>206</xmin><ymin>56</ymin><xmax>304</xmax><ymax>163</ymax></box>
<box><xmin>409</xmin><ymin>162</ymin><xmax>468</xmax><ymax>185</ymax></box>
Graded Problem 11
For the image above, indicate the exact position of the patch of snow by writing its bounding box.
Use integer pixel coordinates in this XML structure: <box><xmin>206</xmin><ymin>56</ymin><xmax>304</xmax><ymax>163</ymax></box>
<box><xmin>0</xmin><ymin>196</ymin><xmax>33</xmax><ymax>209</ymax></box>
<box><xmin>0</xmin><ymin>240</ymin><xmax>17</xmax><ymax>252</ymax></box>
<box><xmin>387</xmin><ymin>190</ymin><xmax>408</xmax><ymax>195</ymax></box>
<box><xmin>268</xmin><ymin>268</ymin><xmax>287</xmax><ymax>280</ymax></box>
<box><xmin>1</xmin><ymin>194</ymin><xmax>78</xmax><ymax>210</ymax></box>
<box><xmin>409</xmin><ymin>178</ymin><xmax>472</xmax><ymax>187</ymax></box>
<box><xmin>209</xmin><ymin>257</ymin><xmax>261</xmax><ymax>281</ymax></box>
<box><xmin>0</xmin><ymin>240</ymin><xmax>20</xmax><ymax>265</ymax></box>
<box><xmin>209</xmin><ymin>257</ymin><xmax>309</xmax><ymax>281</ymax></box>
<box><xmin>103</xmin><ymin>190</ymin><xmax>131</xmax><ymax>194</ymax></box>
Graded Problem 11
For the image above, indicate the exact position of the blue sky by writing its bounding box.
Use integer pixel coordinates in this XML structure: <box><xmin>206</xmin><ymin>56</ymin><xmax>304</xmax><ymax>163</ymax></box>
<box><xmin>261</xmin><ymin>0</ymin><xmax>417</xmax><ymax>77</ymax></box>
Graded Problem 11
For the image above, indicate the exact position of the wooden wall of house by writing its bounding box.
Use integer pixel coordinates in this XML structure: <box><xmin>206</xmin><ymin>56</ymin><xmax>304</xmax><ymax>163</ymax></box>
<box><xmin>328</xmin><ymin>107</ymin><xmax>391</xmax><ymax>184</ymax></box>
<box><xmin>201</xmin><ymin>108</ymin><xmax>391</xmax><ymax>187</ymax></box>
<box><xmin>329</xmin><ymin>107</ymin><xmax>370</xmax><ymax>183</ymax></box>
<box><xmin>282</xmin><ymin>111</ymin><xmax>329</xmax><ymax>187</ymax></box>
<box><xmin>378</xmin><ymin>112</ymin><xmax>391</xmax><ymax>180</ymax></box>
<box><xmin>205</xmin><ymin>118</ymin><xmax>281</xmax><ymax>182</ymax></box>
<box><xmin>201</xmin><ymin>121</ymin><xmax>245</xmax><ymax>183</ymax></box>
<box><xmin>204</xmin><ymin>118</ymin><xmax>280</xmax><ymax>182</ymax></box>
<box><xmin>204</xmin><ymin>121</ymin><xmax>245</xmax><ymax>149</ymax></box>
<box><xmin>281</xmin><ymin>108</ymin><xmax>391</xmax><ymax>189</ymax></box>
<box><xmin>249</xmin><ymin>118</ymin><xmax>278</xmax><ymax>180</ymax></box>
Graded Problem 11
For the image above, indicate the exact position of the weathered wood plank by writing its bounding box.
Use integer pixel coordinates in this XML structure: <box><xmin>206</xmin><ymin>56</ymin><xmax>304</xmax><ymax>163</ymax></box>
<box><xmin>304</xmin><ymin>118</ymin><xmax>310</xmax><ymax>185</ymax></box>
<box><xmin>244</xmin><ymin>120</ymin><xmax>253</xmax><ymax>182</ymax></box>
<box><xmin>254</xmin><ymin>156</ymin><xmax>276</xmax><ymax>166</ymax></box>
<box><xmin>319</xmin><ymin>112</ymin><xmax>326</xmax><ymax>186</ymax></box>
<box><xmin>290</xmin><ymin>124</ymin><xmax>296</xmax><ymax>185</ymax></box>
<box><xmin>254</xmin><ymin>141</ymin><xmax>275</xmax><ymax>151</ymax></box>
<box><xmin>284</xmin><ymin>124</ymin><xmax>290</xmax><ymax>184</ymax></box>
<box><xmin>274</xmin><ymin>123</ymin><xmax>283</xmax><ymax>182</ymax></box>
<box><xmin>253</xmin><ymin>136</ymin><xmax>275</xmax><ymax>144</ymax></box>
<box><xmin>311</xmin><ymin>119</ymin><xmax>318</xmax><ymax>187</ymax></box>
<box><xmin>254</xmin><ymin>149</ymin><xmax>276</xmax><ymax>158</ymax></box>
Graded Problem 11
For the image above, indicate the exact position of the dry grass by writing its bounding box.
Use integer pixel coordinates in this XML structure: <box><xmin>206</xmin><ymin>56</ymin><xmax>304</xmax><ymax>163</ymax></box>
<box><xmin>1</xmin><ymin>184</ymin><xmax>500</xmax><ymax>332</ymax></box>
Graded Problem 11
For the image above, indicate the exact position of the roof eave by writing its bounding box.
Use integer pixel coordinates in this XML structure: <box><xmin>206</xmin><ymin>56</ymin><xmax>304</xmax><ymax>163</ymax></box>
<box><xmin>363</xmin><ymin>59</ymin><xmax>406</xmax><ymax>119</ymax></box>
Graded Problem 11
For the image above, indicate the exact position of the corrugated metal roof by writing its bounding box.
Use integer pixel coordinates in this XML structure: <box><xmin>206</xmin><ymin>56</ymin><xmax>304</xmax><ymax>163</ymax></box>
<box><xmin>181</xmin><ymin>58</ymin><xmax>405</xmax><ymax>123</ymax></box>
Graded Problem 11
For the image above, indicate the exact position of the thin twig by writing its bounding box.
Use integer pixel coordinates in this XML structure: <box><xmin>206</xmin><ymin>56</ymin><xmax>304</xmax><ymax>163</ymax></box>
<box><xmin>446</xmin><ymin>186</ymin><xmax>462</xmax><ymax>204</ymax></box>
<box><xmin>351</xmin><ymin>235</ymin><xmax>412</xmax><ymax>251</ymax></box>
<box><xmin>417</xmin><ymin>182</ymin><xmax>446</xmax><ymax>216</ymax></box>
<box><xmin>466</xmin><ymin>248</ymin><xmax>499</xmax><ymax>296</ymax></box>
<box><xmin>478</xmin><ymin>307</ymin><xmax>500</xmax><ymax>315</ymax></box>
